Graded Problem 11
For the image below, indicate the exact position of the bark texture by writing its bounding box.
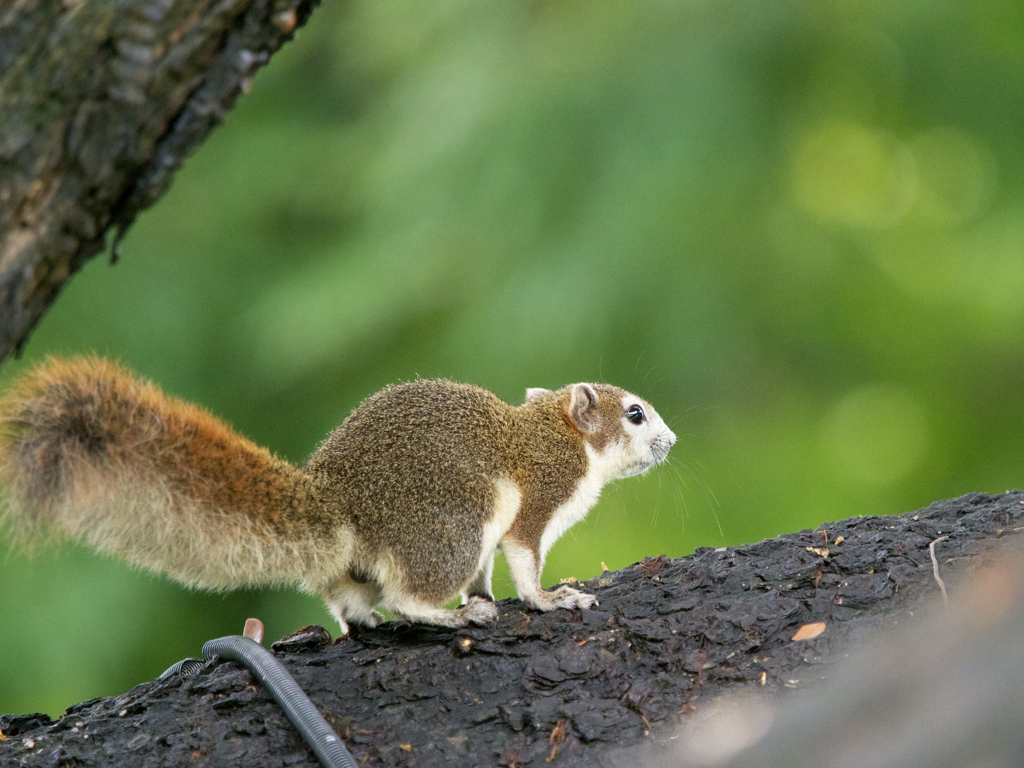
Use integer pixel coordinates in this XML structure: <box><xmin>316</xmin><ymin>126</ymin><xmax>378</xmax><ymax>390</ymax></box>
<box><xmin>2</xmin><ymin>491</ymin><xmax>1021</xmax><ymax>767</ymax></box>
<box><xmin>658</xmin><ymin>549</ymin><xmax>1024</xmax><ymax>768</ymax></box>
<box><xmin>0</xmin><ymin>0</ymin><xmax>319</xmax><ymax>363</ymax></box>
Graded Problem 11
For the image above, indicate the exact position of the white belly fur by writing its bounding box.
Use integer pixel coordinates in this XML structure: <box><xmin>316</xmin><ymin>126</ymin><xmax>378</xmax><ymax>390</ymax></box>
<box><xmin>537</xmin><ymin>441</ymin><xmax>614</xmax><ymax>570</ymax></box>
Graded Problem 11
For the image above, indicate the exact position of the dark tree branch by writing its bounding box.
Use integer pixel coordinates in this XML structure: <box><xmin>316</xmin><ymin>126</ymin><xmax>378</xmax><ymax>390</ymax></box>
<box><xmin>2</xmin><ymin>491</ymin><xmax>1020</xmax><ymax>767</ymax></box>
<box><xmin>0</xmin><ymin>0</ymin><xmax>319</xmax><ymax>364</ymax></box>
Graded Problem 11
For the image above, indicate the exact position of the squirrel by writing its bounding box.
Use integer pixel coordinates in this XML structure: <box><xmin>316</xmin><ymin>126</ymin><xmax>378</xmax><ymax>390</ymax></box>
<box><xmin>0</xmin><ymin>357</ymin><xmax>676</xmax><ymax>633</ymax></box>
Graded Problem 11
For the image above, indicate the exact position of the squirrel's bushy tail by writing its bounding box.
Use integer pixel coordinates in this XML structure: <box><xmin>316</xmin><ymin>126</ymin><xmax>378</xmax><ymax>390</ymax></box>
<box><xmin>0</xmin><ymin>357</ymin><xmax>333</xmax><ymax>590</ymax></box>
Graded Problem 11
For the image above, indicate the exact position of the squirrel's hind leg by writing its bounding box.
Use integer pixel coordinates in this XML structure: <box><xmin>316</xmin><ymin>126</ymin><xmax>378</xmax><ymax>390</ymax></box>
<box><xmin>390</xmin><ymin>552</ymin><xmax>499</xmax><ymax>628</ymax></box>
<box><xmin>386</xmin><ymin>593</ymin><xmax>498</xmax><ymax>629</ymax></box>
<box><xmin>461</xmin><ymin>551</ymin><xmax>496</xmax><ymax>603</ymax></box>
<box><xmin>322</xmin><ymin>573</ymin><xmax>384</xmax><ymax>635</ymax></box>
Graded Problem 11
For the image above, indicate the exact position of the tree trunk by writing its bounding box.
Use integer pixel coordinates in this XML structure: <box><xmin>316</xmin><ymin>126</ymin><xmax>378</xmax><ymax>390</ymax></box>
<box><xmin>0</xmin><ymin>0</ymin><xmax>319</xmax><ymax>363</ymax></box>
<box><xmin>2</xmin><ymin>491</ymin><xmax>1020</xmax><ymax>767</ymax></box>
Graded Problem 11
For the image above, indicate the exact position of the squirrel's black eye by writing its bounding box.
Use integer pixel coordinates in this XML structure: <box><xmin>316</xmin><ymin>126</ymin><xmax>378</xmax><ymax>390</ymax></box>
<box><xmin>626</xmin><ymin>404</ymin><xmax>645</xmax><ymax>425</ymax></box>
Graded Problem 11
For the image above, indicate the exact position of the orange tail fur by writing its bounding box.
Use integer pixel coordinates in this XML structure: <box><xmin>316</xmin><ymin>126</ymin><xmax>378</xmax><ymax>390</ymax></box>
<box><xmin>0</xmin><ymin>358</ymin><xmax>340</xmax><ymax>590</ymax></box>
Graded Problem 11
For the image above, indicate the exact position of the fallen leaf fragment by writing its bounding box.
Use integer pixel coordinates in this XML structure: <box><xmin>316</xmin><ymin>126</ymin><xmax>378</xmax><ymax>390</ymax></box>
<box><xmin>400</xmin><ymin>744</ymin><xmax>412</xmax><ymax>752</ymax></box>
<box><xmin>547</xmin><ymin>719</ymin><xmax>566</xmax><ymax>762</ymax></box>
<box><xmin>549</xmin><ymin>719</ymin><xmax>565</xmax><ymax>745</ymax></box>
<box><xmin>791</xmin><ymin>622</ymin><xmax>826</xmax><ymax>641</ymax></box>
<box><xmin>640</xmin><ymin>555</ymin><xmax>669</xmax><ymax>577</ymax></box>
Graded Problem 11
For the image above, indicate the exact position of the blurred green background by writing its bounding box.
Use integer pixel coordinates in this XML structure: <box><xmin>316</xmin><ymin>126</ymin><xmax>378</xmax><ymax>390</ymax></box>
<box><xmin>2</xmin><ymin>0</ymin><xmax>1023</xmax><ymax>717</ymax></box>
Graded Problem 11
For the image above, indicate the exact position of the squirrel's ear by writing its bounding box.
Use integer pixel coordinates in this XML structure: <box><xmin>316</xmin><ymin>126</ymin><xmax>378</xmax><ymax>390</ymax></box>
<box><xmin>525</xmin><ymin>388</ymin><xmax>551</xmax><ymax>403</ymax></box>
<box><xmin>565</xmin><ymin>383</ymin><xmax>599</xmax><ymax>433</ymax></box>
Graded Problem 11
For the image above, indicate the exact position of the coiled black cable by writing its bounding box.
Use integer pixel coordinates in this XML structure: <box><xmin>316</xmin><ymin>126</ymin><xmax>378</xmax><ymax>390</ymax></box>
<box><xmin>161</xmin><ymin>636</ymin><xmax>357</xmax><ymax>768</ymax></box>
<box><xmin>158</xmin><ymin>656</ymin><xmax>207</xmax><ymax>679</ymax></box>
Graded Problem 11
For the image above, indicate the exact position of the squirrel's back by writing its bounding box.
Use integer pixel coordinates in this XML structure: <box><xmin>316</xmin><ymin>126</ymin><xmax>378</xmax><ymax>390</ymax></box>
<box><xmin>0</xmin><ymin>357</ymin><xmax>340</xmax><ymax>589</ymax></box>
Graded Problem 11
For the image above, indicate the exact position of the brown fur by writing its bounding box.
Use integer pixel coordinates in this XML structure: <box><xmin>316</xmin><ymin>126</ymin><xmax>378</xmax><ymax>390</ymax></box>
<box><xmin>0</xmin><ymin>358</ymin><xmax>671</xmax><ymax>630</ymax></box>
<box><xmin>305</xmin><ymin>380</ymin><xmax>592</xmax><ymax>604</ymax></box>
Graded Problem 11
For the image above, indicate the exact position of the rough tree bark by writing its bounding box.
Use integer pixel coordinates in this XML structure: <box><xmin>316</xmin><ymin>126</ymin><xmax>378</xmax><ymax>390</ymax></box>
<box><xmin>1</xmin><ymin>491</ymin><xmax>1021</xmax><ymax>767</ymax></box>
<box><xmin>0</xmin><ymin>0</ymin><xmax>319</xmax><ymax>364</ymax></box>
<box><xmin>661</xmin><ymin>546</ymin><xmax>1024</xmax><ymax>768</ymax></box>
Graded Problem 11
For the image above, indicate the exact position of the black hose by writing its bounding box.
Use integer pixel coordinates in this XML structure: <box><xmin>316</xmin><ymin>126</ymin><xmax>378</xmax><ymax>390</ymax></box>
<box><xmin>158</xmin><ymin>657</ymin><xmax>206</xmax><ymax>679</ymax></box>
<box><xmin>200</xmin><ymin>636</ymin><xmax>358</xmax><ymax>768</ymax></box>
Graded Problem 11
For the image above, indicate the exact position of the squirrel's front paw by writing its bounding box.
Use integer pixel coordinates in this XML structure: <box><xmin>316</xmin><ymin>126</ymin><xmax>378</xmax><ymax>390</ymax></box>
<box><xmin>530</xmin><ymin>585</ymin><xmax>598</xmax><ymax>612</ymax></box>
